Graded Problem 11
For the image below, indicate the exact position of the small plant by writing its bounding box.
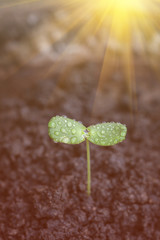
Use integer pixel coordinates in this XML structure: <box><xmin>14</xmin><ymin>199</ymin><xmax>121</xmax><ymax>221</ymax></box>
<box><xmin>48</xmin><ymin>116</ymin><xmax>127</xmax><ymax>195</ymax></box>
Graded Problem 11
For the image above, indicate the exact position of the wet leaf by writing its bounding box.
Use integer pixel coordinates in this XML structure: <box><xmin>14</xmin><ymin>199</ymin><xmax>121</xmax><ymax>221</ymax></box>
<box><xmin>48</xmin><ymin>116</ymin><xmax>87</xmax><ymax>144</ymax></box>
<box><xmin>87</xmin><ymin>122</ymin><xmax>127</xmax><ymax>146</ymax></box>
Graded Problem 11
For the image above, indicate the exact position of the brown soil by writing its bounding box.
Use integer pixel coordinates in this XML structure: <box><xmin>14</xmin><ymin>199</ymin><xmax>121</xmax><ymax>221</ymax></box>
<box><xmin>0</xmin><ymin>59</ymin><xmax>160</xmax><ymax>240</ymax></box>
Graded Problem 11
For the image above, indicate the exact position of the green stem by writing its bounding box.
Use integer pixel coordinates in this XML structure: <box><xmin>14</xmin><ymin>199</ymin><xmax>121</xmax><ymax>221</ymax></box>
<box><xmin>86</xmin><ymin>139</ymin><xmax>91</xmax><ymax>195</ymax></box>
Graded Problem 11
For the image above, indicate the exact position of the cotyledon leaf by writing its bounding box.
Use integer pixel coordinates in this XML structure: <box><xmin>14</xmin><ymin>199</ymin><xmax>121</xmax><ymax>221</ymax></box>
<box><xmin>48</xmin><ymin>116</ymin><xmax>88</xmax><ymax>144</ymax></box>
<box><xmin>87</xmin><ymin>122</ymin><xmax>127</xmax><ymax>146</ymax></box>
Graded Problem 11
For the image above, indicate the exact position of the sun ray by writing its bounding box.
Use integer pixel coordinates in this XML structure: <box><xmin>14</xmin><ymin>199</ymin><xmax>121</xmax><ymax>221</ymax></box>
<box><xmin>48</xmin><ymin>0</ymin><xmax>160</xmax><ymax>118</ymax></box>
<box><xmin>2</xmin><ymin>0</ymin><xmax>160</xmax><ymax>117</ymax></box>
<box><xmin>66</xmin><ymin>0</ymin><xmax>160</xmax><ymax>118</ymax></box>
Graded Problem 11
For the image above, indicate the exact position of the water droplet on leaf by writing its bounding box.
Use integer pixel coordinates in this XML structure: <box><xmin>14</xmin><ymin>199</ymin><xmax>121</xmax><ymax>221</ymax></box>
<box><xmin>72</xmin><ymin>129</ymin><xmax>76</xmax><ymax>134</ymax></box>
<box><xmin>121</xmin><ymin>132</ymin><xmax>126</xmax><ymax>137</ymax></box>
<box><xmin>61</xmin><ymin>128</ymin><xmax>66</xmax><ymax>133</ymax></box>
<box><xmin>54</xmin><ymin>131</ymin><xmax>59</xmax><ymax>136</ymax></box>
<box><xmin>49</xmin><ymin>122</ymin><xmax>55</xmax><ymax>127</ymax></box>
<box><xmin>62</xmin><ymin>137</ymin><xmax>69</xmax><ymax>143</ymax></box>
<box><xmin>67</xmin><ymin>122</ymin><xmax>72</xmax><ymax>127</ymax></box>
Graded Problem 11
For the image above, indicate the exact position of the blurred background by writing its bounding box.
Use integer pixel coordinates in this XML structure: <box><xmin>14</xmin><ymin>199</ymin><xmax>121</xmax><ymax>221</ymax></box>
<box><xmin>0</xmin><ymin>0</ymin><xmax>160</xmax><ymax>239</ymax></box>
<box><xmin>0</xmin><ymin>0</ymin><xmax>160</xmax><ymax>120</ymax></box>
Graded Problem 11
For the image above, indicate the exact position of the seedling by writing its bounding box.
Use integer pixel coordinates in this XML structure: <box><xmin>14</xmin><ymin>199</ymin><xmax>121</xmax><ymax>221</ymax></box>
<box><xmin>48</xmin><ymin>116</ymin><xmax>127</xmax><ymax>195</ymax></box>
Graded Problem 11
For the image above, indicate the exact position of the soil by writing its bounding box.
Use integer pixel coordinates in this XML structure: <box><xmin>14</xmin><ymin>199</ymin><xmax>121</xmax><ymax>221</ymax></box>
<box><xmin>0</xmin><ymin>3</ymin><xmax>160</xmax><ymax>240</ymax></box>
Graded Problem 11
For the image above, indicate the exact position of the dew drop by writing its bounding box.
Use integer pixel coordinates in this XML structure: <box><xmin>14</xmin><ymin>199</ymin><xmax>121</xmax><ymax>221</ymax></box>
<box><xmin>61</xmin><ymin>128</ymin><xmax>66</xmax><ymax>133</ymax></box>
<box><xmin>67</xmin><ymin>122</ymin><xmax>72</xmax><ymax>127</ymax></box>
<box><xmin>95</xmin><ymin>138</ymin><xmax>99</xmax><ymax>143</ymax></box>
<box><xmin>63</xmin><ymin>137</ymin><xmax>69</xmax><ymax>143</ymax></box>
<box><xmin>121</xmin><ymin>132</ymin><xmax>126</xmax><ymax>137</ymax></box>
<box><xmin>71</xmin><ymin>137</ymin><xmax>77</xmax><ymax>144</ymax></box>
<box><xmin>50</xmin><ymin>122</ymin><xmax>55</xmax><ymax>127</ymax></box>
<box><xmin>54</xmin><ymin>131</ymin><xmax>59</xmax><ymax>136</ymax></box>
<box><xmin>101</xmin><ymin>130</ymin><xmax>105</xmax><ymax>134</ymax></box>
<box><xmin>97</xmin><ymin>131</ymin><xmax>105</xmax><ymax>138</ymax></box>
<box><xmin>72</xmin><ymin>129</ymin><xmax>76</xmax><ymax>134</ymax></box>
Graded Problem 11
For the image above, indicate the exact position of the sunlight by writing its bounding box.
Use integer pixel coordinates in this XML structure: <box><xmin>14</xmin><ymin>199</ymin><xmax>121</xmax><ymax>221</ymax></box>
<box><xmin>1</xmin><ymin>0</ymin><xmax>159</xmax><ymax>117</ymax></box>
<box><xmin>74</xmin><ymin>0</ymin><xmax>159</xmax><ymax>43</ymax></box>
<box><xmin>51</xmin><ymin>0</ymin><xmax>160</xmax><ymax>117</ymax></box>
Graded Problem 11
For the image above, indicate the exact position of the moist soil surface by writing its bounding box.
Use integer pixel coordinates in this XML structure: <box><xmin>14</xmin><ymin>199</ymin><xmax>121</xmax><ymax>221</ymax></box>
<box><xmin>0</xmin><ymin>59</ymin><xmax>160</xmax><ymax>240</ymax></box>
<box><xmin>0</xmin><ymin>4</ymin><xmax>160</xmax><ymax>240</ymax></box>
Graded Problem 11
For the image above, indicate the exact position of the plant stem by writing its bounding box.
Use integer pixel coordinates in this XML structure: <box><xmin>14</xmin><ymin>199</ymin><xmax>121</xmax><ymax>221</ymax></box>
<box><xmin>86</xmin><ymin>139</ymin><xmax>91</xmax><ymax>195</ymax></box>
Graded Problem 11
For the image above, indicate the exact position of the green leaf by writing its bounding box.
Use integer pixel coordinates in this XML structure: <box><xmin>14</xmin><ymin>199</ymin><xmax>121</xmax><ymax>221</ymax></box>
<box><xmin>87</xmin><ymin>122</ymin><xmax>127</xmax><ymax>146</ymax></box>
<box><xmin>48</xmin><ymin>116</ymin><xmax>87</xmax><ymax>144</ymax></box>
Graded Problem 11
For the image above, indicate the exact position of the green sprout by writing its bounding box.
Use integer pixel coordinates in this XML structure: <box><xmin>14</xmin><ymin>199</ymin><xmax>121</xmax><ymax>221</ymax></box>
<box><xmin>48</xmin><ymin>116</ymin><xmax>127</xmax><ymax>195</ymax></box>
